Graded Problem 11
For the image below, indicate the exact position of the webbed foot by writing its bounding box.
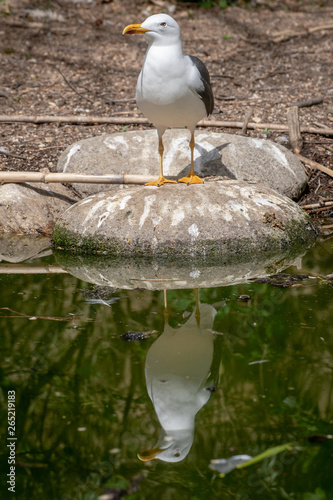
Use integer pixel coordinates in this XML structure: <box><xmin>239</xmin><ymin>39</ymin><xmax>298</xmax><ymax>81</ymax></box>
<box><xmin>145</xmin><ymin>176</ymin><xmax>177</xmax><ymax>187</ymax></box>
<box><xmin>178</xmin><ymin>174</ymin><xmax>203</xmax><ymax>185</ymax></box>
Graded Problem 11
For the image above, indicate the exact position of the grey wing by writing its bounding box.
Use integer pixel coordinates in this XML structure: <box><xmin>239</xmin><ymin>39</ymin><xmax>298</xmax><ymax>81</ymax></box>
<box><xmin>188</xmin><ymin>55</ymin><xmax>214</xmax><ymax>116</ymax></box>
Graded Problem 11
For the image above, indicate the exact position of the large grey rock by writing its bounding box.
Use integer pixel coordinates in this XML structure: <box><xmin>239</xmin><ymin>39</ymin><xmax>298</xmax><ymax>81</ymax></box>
<box><xmin>0</xmin><ymin>182</ymin><xmax>79</xmax><ymax>235</ymax></box>
<box><xmin>57</xmin><ymin>130</ymin><xmax>307</xmax><ymax>200</ymax></box>
<box><xmin>52</xmin><ymin>179</ymin><xmax>317</xmax><ymax>261</ymax></box>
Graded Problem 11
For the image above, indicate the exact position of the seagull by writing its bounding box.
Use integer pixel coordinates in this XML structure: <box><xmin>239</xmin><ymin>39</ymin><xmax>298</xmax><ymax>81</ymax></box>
<box><xmin>122</xmin><ymin>14</ymin><xmax>214</xmax><ymax>186</ymax></box>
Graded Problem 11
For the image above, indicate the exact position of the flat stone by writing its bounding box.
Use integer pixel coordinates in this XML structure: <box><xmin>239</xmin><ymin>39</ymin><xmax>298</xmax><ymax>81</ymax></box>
<box><xmin>57</xmin><ymin>130</ymin><xmax>307</xmax><ymax>200</ymax></box>
<box><xmin>0</xmin><ymin>182</ymin><xmax>79</xmax><ymax>235</ymax></box>
<box><xmin>52</xmin><ymin>180</ymin><xmax>317</xmax><ymax>261</ymax></box>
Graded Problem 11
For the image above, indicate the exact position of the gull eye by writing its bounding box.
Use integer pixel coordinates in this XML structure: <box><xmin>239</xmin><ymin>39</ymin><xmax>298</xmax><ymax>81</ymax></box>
<box><xmin>160</xmin><ymin>22</ymin><xmax>167</xmax><ymax>27</ymax></box>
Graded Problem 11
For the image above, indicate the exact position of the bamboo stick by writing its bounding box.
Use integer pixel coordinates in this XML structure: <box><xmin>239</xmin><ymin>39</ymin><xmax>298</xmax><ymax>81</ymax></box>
<box><xmin>0</xmin><ymin>115</ymin><xmax>149</xmax><ymax>125</ymax></box>
<box><xmin>1</xmin><ymin>114</ymin><xmax>333</xmax><ymax>136</ymax></box>
<box><xmin>0</xmin><ymin>264</ymin><xmax>67</xmax><ymax>274</ymax></box>
<box><xmin>0</xmin><ymin>172</ymin><xmax>157</xmax><ymax>184</ymax></box>
<box><xmin>0</xmin><ymin>159</ymin><xmax>332</xmax><ymax>186</ymax></box>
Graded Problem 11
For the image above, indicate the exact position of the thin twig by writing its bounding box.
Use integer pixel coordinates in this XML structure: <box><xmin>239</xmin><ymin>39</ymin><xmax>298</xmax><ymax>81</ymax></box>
<box><xmin>0</xmin><ymin>148</ymin><xmax>27</xmax><ymax>160</ymax></box>
<box><xmin>313</xmin><ymin>121</ymin><xmax>329</xmax><ymax>129</ymax></box>
<box><xmin>131</xmin><ymin>278</ymin><xmax>185</xmax><ymax>282</ymax></box>
<box><xmin>0</xmin><ymin>307</ymin><xmax>75</xmax><ymax>322</ymax></box>
<box><xmin>215</xmin><ymin>96</ymin><xmax>236</xmax><ymax>101</ymax></box>
<box><xmin>210</xmin><ymin>74</ymin><xmax>234</xmax><ymax>79</ymax></box>
<box><xmin>252</xmin><ymin>68</ymin><xmax>287</xmax><ymax>82</ymax></box>
<box><xmin>106</xmin><ymin>98</ymin><xmax>136</xmax><ymax>104</ymax></box>
<box><xmin>56</xmin><ymin>67</ymin><xmax>93</xmax><ymax>104</ymax></box>
<box><xmin>320</xmin><ymin>144</ymin><xmax>333</xmax><ymax>154</ymax></box>
<box><xmin>314</xmin><ymin>178</ymin><xmax>321</xmax><ymax>195</ymax></box>
<box><xmin>30</xmin><ymin>144</ymin><xmax>68</xmax><ymax>151</ymax></box>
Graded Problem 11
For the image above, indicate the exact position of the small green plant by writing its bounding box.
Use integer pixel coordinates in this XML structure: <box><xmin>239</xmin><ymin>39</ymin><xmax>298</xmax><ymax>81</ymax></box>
<box><xmin>223</xmin><ymin>34</ymin><xmax>233</xmax><ymax>40</ymax></box>
<box><xmin>262</xmin><ymin>127</ymin><xmax>272</xmax><ymax>134</ymax></box>
<box><xmin>199</xmin><ymin>0</ymin><xmax>214</xmax><ymax>7</ymax></box>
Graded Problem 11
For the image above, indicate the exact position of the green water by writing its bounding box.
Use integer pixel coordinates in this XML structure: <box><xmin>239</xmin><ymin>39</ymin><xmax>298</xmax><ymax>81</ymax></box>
<box><xmin>0</xmin><ymin>239</ymin><xmax>333</xmax><ymax>500</ymax></box>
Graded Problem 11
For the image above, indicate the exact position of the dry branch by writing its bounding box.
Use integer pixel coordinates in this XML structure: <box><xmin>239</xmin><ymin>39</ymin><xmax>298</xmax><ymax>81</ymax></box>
<box><xmin>301</xmin><ymin>201</ymin><xmax>333</xmax><ymax>210</ymax></box>
<box><xmin>272</xmin><ymin>23</ymin><xmax>333</xmax><ymax>43</ymax></box>
<box><xmin>241</xmin><ymin>109</ymin><xmax>253</xmax><ymax>136</ymax></box>
<box><xmin>306</xmin><ymin>205</ymin><xmax>333</xmax><ymax>214</ymax></box>
<box><xmin>287</xmin><ymin>106</ymin><xmax>303</xmax><ymax>153</ymax></box>
<box><xmin>297</xmin><ymin>154</ymin><xmax>333</xmax><ymax>178</ymax></box>
<box><xmin>308</xmin><ymin>23</ymin><xmax>333</xmax><ymax>34</ymax></box>
<box><xmin>288</xmin><ymin>97</ymin><xmax>323</xmax><ymax>108</ymax></box>
<box><xmin>205</xmin><ymin>120</ymin><xmax>333</xmax><ymax>136</ymax></box>
<box><xmin>1</xmin><ymin>115</ymin><xmax>333</xmax><ymax>136</ymax></box>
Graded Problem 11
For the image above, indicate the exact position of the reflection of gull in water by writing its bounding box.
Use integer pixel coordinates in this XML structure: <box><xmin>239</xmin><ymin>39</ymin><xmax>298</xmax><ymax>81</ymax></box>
<box><xmin>139</xmin><ymin>290</ymin><xmax>217</xmax><ymax>463</ymax></box>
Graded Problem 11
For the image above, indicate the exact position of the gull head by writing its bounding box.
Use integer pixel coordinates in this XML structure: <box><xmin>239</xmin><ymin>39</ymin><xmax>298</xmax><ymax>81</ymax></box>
<box><xmin>138</xmin><ymin>428</ymin><xmax>194</xmax><ymax>463</ymax></box>
<box><xmin>123</xmin><ymin>14</ymin><xmax>181</xmax><ymax>47</ymax></box>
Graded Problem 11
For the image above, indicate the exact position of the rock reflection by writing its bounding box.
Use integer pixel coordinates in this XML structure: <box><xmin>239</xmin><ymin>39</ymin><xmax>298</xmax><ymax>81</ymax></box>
<box><xmin>139</xmin><ymin>290</ymin><xmax>218</xmax><ymax>463</ymax></box>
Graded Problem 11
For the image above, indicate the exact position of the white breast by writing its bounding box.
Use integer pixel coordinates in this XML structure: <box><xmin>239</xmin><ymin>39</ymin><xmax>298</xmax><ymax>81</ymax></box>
<box><xmin>136</xmin><ymin>45</ymin><xmax>206</xmax><ymax>130</ymax></box>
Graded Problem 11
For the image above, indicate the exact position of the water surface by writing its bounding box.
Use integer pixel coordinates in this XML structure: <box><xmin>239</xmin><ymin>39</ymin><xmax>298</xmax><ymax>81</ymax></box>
<box><xmin>0</xmin><ymin>239</ymin><xmax>332</xmax><ymax>499</ymax></box>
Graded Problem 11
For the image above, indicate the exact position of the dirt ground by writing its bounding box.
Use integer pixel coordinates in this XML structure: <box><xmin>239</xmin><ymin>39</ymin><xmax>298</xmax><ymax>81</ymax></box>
<box><xmin>0</xmin><ymin>0</ymin><xmax>332</xmax><ymax>234</ymax></box>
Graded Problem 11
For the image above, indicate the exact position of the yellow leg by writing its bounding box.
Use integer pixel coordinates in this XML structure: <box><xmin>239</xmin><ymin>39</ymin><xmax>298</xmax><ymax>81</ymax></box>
<box><xmin>145</xmin><ymin>138</ymin><xmax>177</xmax><ymax>187</ymax></box>
<box><xmin>178</xmin><ymin>133</ymin><xmax>203</xmax><ymax>185</ymax></box>
<box><xmin>194</xmin><ymin>288</ymin><xmax>201</xmax><ymax>327</ymax></box>
<box><xmin>163</xmin><ymin>289</ymin><xmax>169</xmax><ymax>323</ymax></box>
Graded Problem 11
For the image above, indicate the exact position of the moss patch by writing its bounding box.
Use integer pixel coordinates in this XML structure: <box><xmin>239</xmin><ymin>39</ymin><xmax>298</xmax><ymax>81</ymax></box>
<box><xmin>52</xmin><ymin>215</ymin><xmax>318</xmax><ymax>265</ymax></box>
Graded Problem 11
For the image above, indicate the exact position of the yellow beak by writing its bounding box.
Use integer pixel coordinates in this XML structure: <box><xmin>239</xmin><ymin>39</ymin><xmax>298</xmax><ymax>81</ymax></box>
<box><xmin>137</xmin><ymin>446</ymin><xmax>162</xmax><ymax>461</ymax></box>
<box><xmin>122</xmin><ymin>24</ymin><xmax>150</xmax><ymax>35</ymax></box>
